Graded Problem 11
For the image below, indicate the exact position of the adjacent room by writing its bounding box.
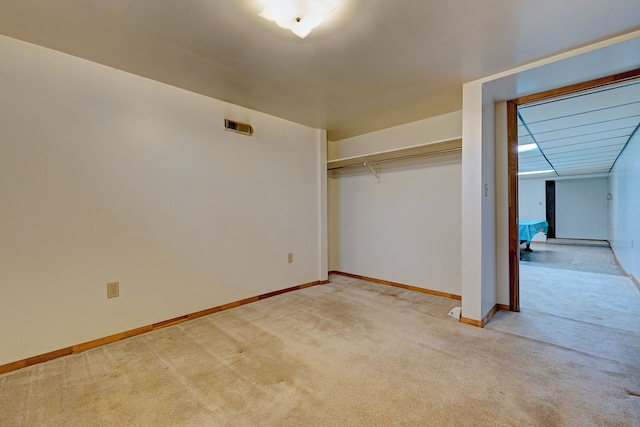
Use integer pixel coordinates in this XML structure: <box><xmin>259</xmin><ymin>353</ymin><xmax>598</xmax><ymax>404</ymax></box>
<box><xmin>517</xmin><ymin>77</ymin><xmax>638</xmax><ymax>247</ymax></box>
<box><xmin>516</xmin><ymin>77</ymin><xmax>639</xmax><ymax>303</ymax></box>
<box><xmin>492</xmin><ymin>79</ymin><xmax>640</xmax><ymax>390</ymax></box>
<box><xmin>1</xmin><ymin>0</ymin><xmax>639</xmax><ymax>425</ymax></box>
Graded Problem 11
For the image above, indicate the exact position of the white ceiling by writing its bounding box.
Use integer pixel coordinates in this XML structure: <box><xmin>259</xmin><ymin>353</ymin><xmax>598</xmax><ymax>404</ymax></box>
<box><xmin>518</xmin><ymin>78</ymin><xmax>640</xmax><ymax>177</ymax></box>
<box><xmin>0</xmin><ymin>0</ymin><xmax>639</xmax><ymax>140</ymax></box>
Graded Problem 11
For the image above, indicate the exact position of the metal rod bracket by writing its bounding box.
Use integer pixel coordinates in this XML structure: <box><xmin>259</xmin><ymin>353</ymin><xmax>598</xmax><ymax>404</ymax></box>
<box><xmin>364</xmin><ymin>160</ymin><xmax>381</xmax><ymax>183</ymax></box>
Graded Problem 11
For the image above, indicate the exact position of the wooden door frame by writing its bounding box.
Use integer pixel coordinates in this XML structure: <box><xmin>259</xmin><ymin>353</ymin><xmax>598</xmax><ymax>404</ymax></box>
<box><xmin>507</xmin><ymin>68</ymin><xmax>640</xmax><ymax>312</ymax></box>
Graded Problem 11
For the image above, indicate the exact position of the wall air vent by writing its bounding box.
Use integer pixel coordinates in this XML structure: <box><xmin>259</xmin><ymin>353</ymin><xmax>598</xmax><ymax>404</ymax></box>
<box><xmin>225</xmin><ymin>119</ymin><xmax>254</xmax><ymax>136</ymax></box>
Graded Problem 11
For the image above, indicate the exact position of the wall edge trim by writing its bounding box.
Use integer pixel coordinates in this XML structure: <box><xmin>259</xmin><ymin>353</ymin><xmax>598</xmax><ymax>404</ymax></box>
<box><xmin>461</xmin><ymin>304</ymin><xmax>501</xmax><ymax>328</ymax></box>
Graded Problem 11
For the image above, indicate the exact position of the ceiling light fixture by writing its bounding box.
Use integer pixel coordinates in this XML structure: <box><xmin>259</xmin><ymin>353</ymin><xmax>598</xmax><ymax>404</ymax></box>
<box><xmin>517</xmin><ymin>143</ymin><xmax>538</xmax><ymax>153</ymax></box>
<box><xmin>259</xmin><ymin>0</ymin><xmax>339</xmax><ymax>38</ymax></box>
<box><xmin>517</xmin><ymin>170</ymin><xmax>555</xmax><ymax>176</ymax></box>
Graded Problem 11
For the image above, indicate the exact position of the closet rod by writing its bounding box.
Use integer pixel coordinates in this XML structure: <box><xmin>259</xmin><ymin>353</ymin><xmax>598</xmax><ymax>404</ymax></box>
<box><xmin>328</xmin><ymin>147</ymin><xmax>462</xmax><ymax>171</ymax></box>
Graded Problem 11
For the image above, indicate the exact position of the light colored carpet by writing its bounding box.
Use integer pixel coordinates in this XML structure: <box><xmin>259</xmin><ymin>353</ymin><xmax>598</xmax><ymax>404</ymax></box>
<box><xmin>520</xmin><ymin>241</ymin><xmax>625</xmax><ymax>276</ymax></box>
<box><xmin>1</xmin><ymin>272</ymin><xmax>640</xmax><ymax>426</ymax></box>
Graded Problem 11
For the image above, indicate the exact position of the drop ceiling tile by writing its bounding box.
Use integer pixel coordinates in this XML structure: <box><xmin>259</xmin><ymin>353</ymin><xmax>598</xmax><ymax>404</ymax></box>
<box><xmin>541</xmin><ymin>138</ymin><xmax>627</xmax><ymax>154</ymax></box>
<box><xmin>518</xmin><ymin>77</ymin><xmax>640</xmax><ymax>177</ymax></box>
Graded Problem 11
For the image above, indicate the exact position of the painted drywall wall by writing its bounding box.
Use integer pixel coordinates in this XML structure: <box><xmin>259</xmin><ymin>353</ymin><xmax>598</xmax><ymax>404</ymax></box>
<box><xmin>519</xmin><ymin>176</ymin><xmax>609</xmax><ymax>241</ymax></box>
<box><xmin>328</xmin><ymin>113</ymin><xmax>462</xmax><ymax>295</ymax></box>
<box><xmin>518</xmin><ymin>177</ymin><xmax>548</xmax><ymax>242</ymax></box>
<box><xmin>480</xmin><ymin>87</ymin><xmax>497</xmax><ymax>318</ymax></box>
<box><xmin>0</xmin><ymin>35</ymin><xmax>325</xmax><ymax>365</ymax></box>
<box><xmin>317</xmin><ymin>133</ymin><xmax>329</xmax><ymax>280</ymax></box>
<box><xmin>609</xmin><ymin>131</ymin><xmax>640</xmax><ymax>281</ymax></box>
<box><xmin>328</xmin><ymin>176</ymin><xmax>341</xmax><ymax>272</ymax></box>
<box><xmin>329</xmin><ymin>162</ymin><xmax>462</xmax><ymax>295</ymax></box>
<box><xmin>556</xmin><ymin>177</ymin><xmax>609</xmax><ymax>240</ymax></box>
<box><xmin>327</xmin><ymin>111</ymin><xmax>462</xmax><ymax>160</ymax></box>
<box><xmin>461</xmin><ymin>82</ymin><xmax>497</xmax><ymax>321</ymax></box>
<box><xmin>518</xmin><ymin>178</ymin><xmax>547</xmax><ymax>220</ymax></box>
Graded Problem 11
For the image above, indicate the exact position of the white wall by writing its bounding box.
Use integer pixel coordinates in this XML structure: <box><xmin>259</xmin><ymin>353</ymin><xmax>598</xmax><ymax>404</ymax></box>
<box><xmin>609</xmin><ymin>130</ymin><xmax>640</xmax><ymax>281</ymax></box>
<box><xmin>328</xmin><ymin>114</ymin><xmax>462</xmax><ymax>296</ymax></box>
<box><xmin>518</xmin><ymin>177</ymin><xmax>547</xmax><ymax>243</ymax></box>
<box><xmin>0</xmin><ymin>35</ymin><xmax>326</xmax><ymax>365</ymax></box>
<box><xmin>518</xmin><ymin>178</ymin><xmax>547</xmax><ymax>220</ymax></box>
<box><xmin>556</xmin><ymin>177</ymin><xmax>608</xmax><ymax>240</ymax></box>
<box><xmin>327</xmin><ymin>111</ymin><xmax>462</xmax><ymax>160</ymax></box>
<box><xmin>519</xmin><ymin>176</ymin><xmax>609</xmax><ymax>241</ymax></box>
<box><xmin>328</xmin><ymin>176</ymin><xmax>341</xmax><ymax>271</ymax></box>
<box><xmin>479</xmin><ymin>87</ymin><xmax>497</xmax><ymax>318</ymax></box>
<box><xmin>461</xmin><ymin>83</ymin><xmax>497</xmax><ymax>321</ymax></box>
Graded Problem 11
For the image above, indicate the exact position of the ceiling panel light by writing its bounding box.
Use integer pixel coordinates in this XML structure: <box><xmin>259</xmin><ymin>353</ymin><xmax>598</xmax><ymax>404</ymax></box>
<box><xmin>517</xmin><ymin>143</ymin><xmax>538</xmax><ymax>153</ymax></box>
<box><xmin>518</xmin><ymin>169</ymin><xmax>555</xmax><ymax>176</ymax></box>
<box><xmin>259</xmin><ymin>0</ymin><xmax>339</xmax><ymax>38</ymax></box>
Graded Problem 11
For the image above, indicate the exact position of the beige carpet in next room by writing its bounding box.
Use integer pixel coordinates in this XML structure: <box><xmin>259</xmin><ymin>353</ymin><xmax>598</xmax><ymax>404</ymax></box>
<box><xmin>1</xmin><ymin>265</ymin><xmax>639</xmax><ymax>426</ymax></box>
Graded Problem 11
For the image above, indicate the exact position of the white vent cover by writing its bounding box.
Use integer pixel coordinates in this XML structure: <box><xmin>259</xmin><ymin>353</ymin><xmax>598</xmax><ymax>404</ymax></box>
<box><xmin>225</xmin><ymin>119</ymin><xmax>254</xmax><ymax>136</ymax></box>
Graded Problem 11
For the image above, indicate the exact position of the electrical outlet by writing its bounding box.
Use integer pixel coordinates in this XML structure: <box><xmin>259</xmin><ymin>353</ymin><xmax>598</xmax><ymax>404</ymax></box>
<box><xmin>288</xmin><ymin>252</ymin><xmax>293</xmax><ymax>264</ymax></box>
<box><xmin>107</xmin><ymin>281</ymin><xmax>119</xmax><ymax>298</ymax></box>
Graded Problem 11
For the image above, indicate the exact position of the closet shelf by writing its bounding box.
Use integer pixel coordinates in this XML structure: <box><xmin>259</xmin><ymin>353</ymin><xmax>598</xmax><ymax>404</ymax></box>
<box><xmin>326</xmin><ymin>137</ymin><xmax>462</xmax><ymax>171</ymax></box>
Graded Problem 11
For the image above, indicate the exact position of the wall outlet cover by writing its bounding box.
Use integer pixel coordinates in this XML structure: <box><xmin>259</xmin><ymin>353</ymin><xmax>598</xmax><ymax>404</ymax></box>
<box><xmin>107</xmin><ymin>281</ymin><xmax>120</xmax><ymax>298</ymax></box>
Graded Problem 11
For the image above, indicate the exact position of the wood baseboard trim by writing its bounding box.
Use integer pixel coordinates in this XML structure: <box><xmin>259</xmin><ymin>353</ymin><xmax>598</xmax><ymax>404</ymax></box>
<box><xmin>497</xmin><ymin>304</ymin><xmax>510</xmax><ymax>311</ymax></box>
<box><xmin>460</xmin><ymin>304</ymin><xmax>500</xmax><ymax>328</ymax></box>
<box><xmin>460</xmin><ymin>317</ymin><xmax>482</xmax><ymax>327</ymax></box>
<box><xmin>0</xmin><ymin>279</ymin><xmax>326</xmax><ymax>376</ymax></box>
<box><xmin>329</xmin><ymin>271</ymin><xmax>462</xmax><ymax>300</ymax></box>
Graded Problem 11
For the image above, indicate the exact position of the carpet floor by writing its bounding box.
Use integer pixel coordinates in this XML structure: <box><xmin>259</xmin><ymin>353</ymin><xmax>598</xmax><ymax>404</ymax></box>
<box><xmin>1</xmin><ymin>269</ymin><xmax>639</xmax><ymax>426</ymax></box>
<box><xmin>520</xmin><ymin>241</ymin><xmax>625</xmax><ymax>276</ymax></box>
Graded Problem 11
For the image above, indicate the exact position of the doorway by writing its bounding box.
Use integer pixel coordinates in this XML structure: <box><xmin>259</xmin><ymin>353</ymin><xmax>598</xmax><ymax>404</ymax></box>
<box><xmin>507</xmin><ymin>68</ymin><xmax>640</xmax><ymax>310</ymax></box>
